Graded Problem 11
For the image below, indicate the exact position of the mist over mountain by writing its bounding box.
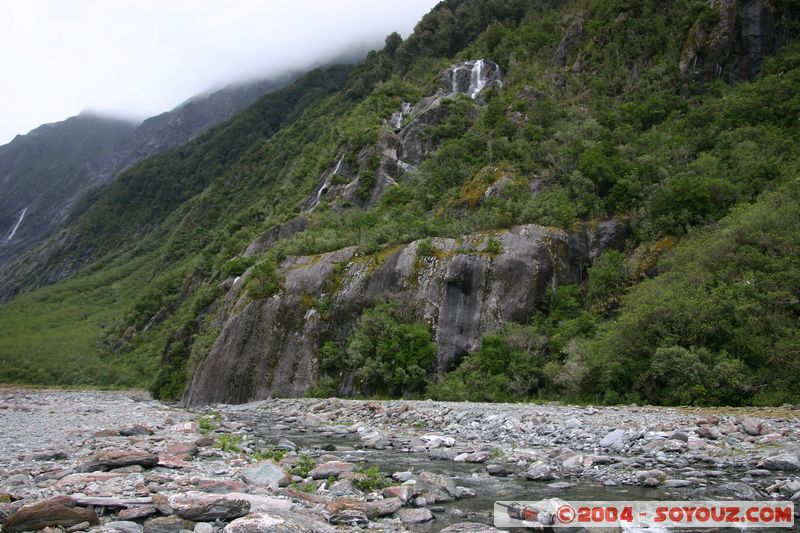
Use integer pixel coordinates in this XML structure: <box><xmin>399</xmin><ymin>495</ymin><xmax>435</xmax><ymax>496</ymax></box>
<box><xmin>0</xmin><ymin>75</ymin><xmax>293</xmax><ymax>271</ymax></box>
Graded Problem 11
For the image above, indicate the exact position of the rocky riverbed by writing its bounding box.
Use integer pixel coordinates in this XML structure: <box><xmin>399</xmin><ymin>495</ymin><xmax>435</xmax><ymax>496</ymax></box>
<box><xmin>1</xmin><ymin>389</ymin><xmax>799</xmax><ymax>532</ymax></box>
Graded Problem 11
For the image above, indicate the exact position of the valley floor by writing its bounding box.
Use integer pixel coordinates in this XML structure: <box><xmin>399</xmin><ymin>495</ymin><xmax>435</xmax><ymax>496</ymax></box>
<box><xmin>1</xmin><ymin>389</ymin><xmax>799</xmax><ymax>532</ymax></box>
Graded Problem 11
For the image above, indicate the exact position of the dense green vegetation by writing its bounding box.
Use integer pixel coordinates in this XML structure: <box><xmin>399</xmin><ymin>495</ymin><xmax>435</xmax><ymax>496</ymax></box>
<box><xmin>313</xmin><ymin>302</ymin><xmax>437</xmax><ymax>398</ymax></box>
<box><xmin>1</xmin><ymin>0</ymin><xmax>798</xmax><ymax>406</ymax></box>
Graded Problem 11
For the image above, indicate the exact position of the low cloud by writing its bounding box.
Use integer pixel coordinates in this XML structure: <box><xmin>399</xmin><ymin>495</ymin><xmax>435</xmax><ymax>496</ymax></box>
<box><xmin>0</xmin><ymin>0</ymin><xmax>438</xmax><ymax>143</ymax></box>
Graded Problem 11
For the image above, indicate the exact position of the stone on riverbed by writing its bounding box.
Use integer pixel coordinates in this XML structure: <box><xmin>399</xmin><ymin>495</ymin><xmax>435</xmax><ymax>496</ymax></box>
<box><xmin>524</xmin><ymin>461</ymin><xmax>554</xmax><ymax>481</ymax></box>
<box><xmin>76</xmin><ymin>450</ymin><xmax>159</xmax><ymax>472</ymax></box>
<box><xmin>167</xmin><ymin>491</ymin><xmax>250</xmax><ymax>521</ymax></box>
<box><xmin>143</xmin><ymin>515</ymin><xmax>196</xmax><ymax>533</ymax></box>
<box><xmin>224</xmin><ymin>513</ymin><xmax>309</xmax><ymax>533</ymax></box>
<box><xmin>739</xmin><ymin>417</ymin><xmax>763</xmax><ymax>436</ymax></box>
<box><xmin>100</xmin><ymin>521</ymin><xmax>142</xmax><ymax>533</ymax></box>
<box><xmin>486</xmin><ymin>464</ymin><xmax>508</xmax><ymax>477</ymax></box>
<box><xmin>758</xmin><ymin>453</ymin><xmax>800</xmax><ymax>471</ymax></box>
<box><xmin>325</xmin><ymin>497</ymin><xmax>403</xmax><ymax>518</ymax></box>
<box><xmin>599</xmin><ymin>429</ymin><xmax>625</xmax><ymax>448</ymax></box>
<box><xmin>308</xmin><ymin>461</ymin><xmax>355</xmax><ymax>480</ymax></box>
<box><xmin>412</xmin><ymin>471</ymin><xmax>458</xmax><ymax>504</ymax></box>
<box><xmin>3</xmin><ymin>496</ymin><xmax>99</xmax><ymax>533</ymax></box>
<box><xmin>383</xmin><ymin>485</ymin><xmax>412</xmax><ymax>502</ymax></box>
<box><xmin>420</xmin><ymin>435</ymin><xmax>455</xmax><ymax>448</ymax></box>
<box><xmin>397</xmin><ymin>507</ymin><xmax>434</xmax><ymax>524</ymax></box>
<box><xmin>453</xmin><ymin>450</ymin><xmax>490</xmax><ymax>463</ymax></box>
<box><xmin>392</xmin><ymin>471</ymin><xmax>413</xmax><ymax>482</ymax></box>
<box><xmin>329</xmin><ymin>509</ymin><xmax>369</xmax><ymax>526</ymax></box>
<box><xmin>243</xmin><ymin>460</ymin><xmax>291</xmax><ymax>489</ymax></box>
<box><xmin>719</xmin><ymin>481</ymin><xmax>763</xmax><ymax>500</ymax></box>
<box><xmin>117</xmin><ymin>505</ymin><xmax>158</xmax><ymax>520</ymax></box>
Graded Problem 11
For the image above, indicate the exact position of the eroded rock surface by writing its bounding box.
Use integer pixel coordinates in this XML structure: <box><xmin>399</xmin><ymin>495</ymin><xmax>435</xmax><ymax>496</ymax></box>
<box><xmin>186</xmin><ymin>221</ymin><xmax>626</xmax><ymax>405</ymax></box>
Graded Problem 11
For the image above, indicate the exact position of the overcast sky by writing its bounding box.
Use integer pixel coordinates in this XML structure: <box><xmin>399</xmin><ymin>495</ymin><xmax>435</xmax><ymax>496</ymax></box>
<box><xmin>0</xmin><ymin>0</ymin><xmax>439</xmax><ymax>145</ymax></box>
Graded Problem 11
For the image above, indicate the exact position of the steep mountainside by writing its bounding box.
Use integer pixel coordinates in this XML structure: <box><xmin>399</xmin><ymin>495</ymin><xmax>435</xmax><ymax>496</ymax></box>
<box><xmin>0</xmin><ymin>0</ymin><xmax>798</xmax><ymax>407</ymax></box>
<box><xmin>0</xmin><ymin>115</ymin><xmax>137</xmax><ymax>267</ymax></box>
<box><xmin>0</xmin><ymin>77</ymin><xmax>288</xmax><ymax>273</ymax></box>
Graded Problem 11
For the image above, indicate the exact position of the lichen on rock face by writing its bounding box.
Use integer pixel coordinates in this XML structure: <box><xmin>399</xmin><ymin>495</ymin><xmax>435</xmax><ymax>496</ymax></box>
<box><xmin>183</xmin><ymin>220</ymin><xmax>627</xmax><ymax>405</ymax></box>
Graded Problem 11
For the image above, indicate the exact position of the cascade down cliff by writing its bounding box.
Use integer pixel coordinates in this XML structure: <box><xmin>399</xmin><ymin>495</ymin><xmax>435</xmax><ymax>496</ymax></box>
<box><xmin>302</xmin><ymin>60</ymin><xmax>502</xmax><ymax>211</ymax></box>
<box><xmin>184</xmin><ymin>219</ymin><xmax>626</xmax><ymax>405</ymax></box>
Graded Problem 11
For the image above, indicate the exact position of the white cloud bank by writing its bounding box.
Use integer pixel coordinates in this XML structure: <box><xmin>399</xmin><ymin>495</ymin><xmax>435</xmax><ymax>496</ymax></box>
<box><xmin>0</xmin><ymin>0</ymin><xmax>439</xmax><ymax>143</ymax></box>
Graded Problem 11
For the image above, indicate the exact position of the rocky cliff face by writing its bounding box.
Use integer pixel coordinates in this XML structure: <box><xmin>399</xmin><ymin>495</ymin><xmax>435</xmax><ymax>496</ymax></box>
<box><xmin>184</xmin><ymin>220</ymin><xmax>626</xmax><ymax>405</ymax></box>
<box><xmin>680</xmin><ymin>0</ymin><xmax>797</xmax><ymax>83</ymax></box>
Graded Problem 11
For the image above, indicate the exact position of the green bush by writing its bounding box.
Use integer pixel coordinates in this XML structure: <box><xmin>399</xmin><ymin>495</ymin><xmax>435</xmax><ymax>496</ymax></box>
<box><xmin>221</xmin><ymin>256</ymin><xmax>256</xmax><ymax>278</ymax></box>
<box><xmin>247</xmin><ymin>260</ymin><xmax>283</xmax><ymax>299</ymax></box>
<box><xmin>353</xmin><ymin>465</ymin><xmax>393</xmax><ymax>492</ymax></box>
<box><xmin>315</xmin><ymin>301</ymin><xmax>437</xmax><ymax>397</ymax></box>
<box><xmin>291</xmin><ymin>454</ymin><xmax>316</xmax><ymax>477</ymax></box>
<box><xmin>585</xmin><ymin>250</ymin><xmax>629</xmax><ymax>313</ymax></box>
<box><xmin>214</xmin><ymin>434</ymin><xmax>244</xmax><ymax>453</ymax></box>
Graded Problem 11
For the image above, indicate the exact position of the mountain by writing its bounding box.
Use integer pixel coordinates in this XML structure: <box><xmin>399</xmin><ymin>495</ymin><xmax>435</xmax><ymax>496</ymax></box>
<box><xmin>0</xmin><ymin>0</ymin><xmax>798</xmax><ymax>407</ymax></box>
<box><xmin>0</xmin><ymin>76</ymin><xmax>289</xmax><ymax>274</ymax></box>
<box><xmin>0</xmin><ymin>114</ymin><xmax>137</xmax><ymax>267</ymax></box>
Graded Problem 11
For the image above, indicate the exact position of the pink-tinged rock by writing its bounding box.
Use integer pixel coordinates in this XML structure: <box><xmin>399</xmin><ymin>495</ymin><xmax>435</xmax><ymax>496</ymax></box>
<box><xmin>117</xmin><ymin>505</ymin><xmax>158</xmax><ymax>520</ymax></box>
<box><xmin>304</xmin><ymin>413</ymin><xmax>324</xmax><ymax>426</ymax></box>
<box><xmin>3</xmin><ymin>496</ymin><xmax>99</xmax><ymax>533</ymax></box>
<box><xmin>308</xmin><ymin>461</ymin><xmax>355</xmax><ymax>480</ymax></box>
<box><xmin>383</xmin><ymin>485</ymin><xmax>412</xmax><ymax>502</ymax></box>
<box><xmin>739</xmin><ymin>417</ymin><xmax>763</xmax><ymax>436</ymax></box>
<box><xmin>151</xmin><ymin>494</ymin><xmax>172</xmax><ymax>515</ymax></box>
<box><xmin>170</xmin><ymin>422</ymin><xmax>199</xmax><ymax>433</ymax></box>
<box><xmin>757</xmin><ymin>433</ymin><xmax>784</xmax><ymax>444</ymax></box>
<box><xmin>158</xmin><ymin>454</ymin><xmax>193</xmax><ymax>469</ymax></box>
<box><xmin>55</xmin><ymin>472</ymin><xmax>126</xmax><ymax>488</ymax></box>
<box><xmin>366</xmin><ymin>401</ymin><xmax>385</xmax><ymax>414</ymax></box>
<box><xmin>696</xmin><ymin>426</ymin><xmax>721</xmax><ymax>440</ymax></box>
<box><xmin>166</xmin><ymin>442</ymin><xmax>199</xmax><ymax>458</ymax></box>
<box><xmin>194</xmin><ymin>435</ymin><xmax>215</xmax><ymax>447</ymax></box>
<box><xmin>76</xmin><ymin>450</ymin><xmax>158</xmax><ymax>472</ymax></box>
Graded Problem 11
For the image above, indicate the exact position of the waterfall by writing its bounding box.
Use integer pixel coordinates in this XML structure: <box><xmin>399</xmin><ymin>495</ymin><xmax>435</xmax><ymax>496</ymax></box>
<box><xmin>6</xmin><ymin>207</ymin><xmax>27</xmax><ymax>241</ymax></box>
<box><xmin>451</xmin><ymin>65</ymin><xmax>465</xmax><ymax>93</ymax></box>
<box><xmin>332</xmin><ymin>154</ymin><xmax>344</xmax><ymax>175</ymax></box>
<box><xmin>468</xmin><ymin>59</ymin><xmax>487</xmax><ymax>99</ymax></box>
<box><xmin>391</xmin><ymin>102</ymin><xmax>412</xmax><ymax>130</ymax></box>
<box><xmin>310</xmin><ymin>155</ymin><xmax>345</xmax><ymax>210</ymax></box>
